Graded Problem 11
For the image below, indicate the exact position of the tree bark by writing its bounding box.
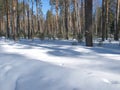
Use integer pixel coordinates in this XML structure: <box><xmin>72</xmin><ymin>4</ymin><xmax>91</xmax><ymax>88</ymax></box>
<box><xmin>64</xmin><ymin>0</ymin><xmax>69</xmax><ymax>40</ymax></box>
<box><xmin>85</xmin><ymin>0</ymin><xmax>93</xmax><ymax>46</ymax></box>
<box><xmin>114</xmin><ymin>0</ymin><xmax>120</xmax><ymax>41</ymax></box>
<box><xmin>5</xmin><ymin>0</ymin><xmax>10</xmax><ymax>38</ymax></box>
<box><xmin>102</xmin><ymin>0</ymin><xmax>106</xmax><ymax>41</ymax></box>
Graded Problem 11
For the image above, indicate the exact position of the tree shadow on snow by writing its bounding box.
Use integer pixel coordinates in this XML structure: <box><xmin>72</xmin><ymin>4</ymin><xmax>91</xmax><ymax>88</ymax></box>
<box><xmin>10</xmin><ymin>40</ymin><xmax>82</xmax><ymax>57</ymax></box>
<box><xmin>1</xmin><ymin>40</ymin><xmax>120</xmax><ymax>77</ymax></box>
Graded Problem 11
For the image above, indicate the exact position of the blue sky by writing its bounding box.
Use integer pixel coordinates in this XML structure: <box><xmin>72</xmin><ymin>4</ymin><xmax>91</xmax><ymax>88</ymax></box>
<box><xmin>41</xmin><ymin>0</ymin><xmax>102</xmax><ymax>15</ymax></box>
<box><xmin>41</xmin><ymin>0</ymin><xmax>50</xmax><ymax>15</ymax></box>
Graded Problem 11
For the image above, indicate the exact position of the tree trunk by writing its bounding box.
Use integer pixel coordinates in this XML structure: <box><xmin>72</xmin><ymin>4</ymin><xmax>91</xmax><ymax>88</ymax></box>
<box><xmin>16</xmin><ymin>0</ymin><xmax>19</xmax><ymax>40</ymax></box>
<box><xmin>64</xmin><ymin>0</ymin><xmax>69</xmax><ymax>40</ymax></box>
<box><xmin>102</xmin><ymin>0</ymin><xmax>106</xmax><ymax>41</ymax></box>
<box><xmin>23</xmin><ymin>0</ymin><xmax>26</xmax><ymax>38</ymax></box>
<box><xmin>27</xmin><ymin>0</ymin><xmax>30</xmax><ymax>39</ymax></box>
<box><xmin>73</xmin><ymin>0</ymin><xmax>78</xmax><ymax>39</ymax></box>
<box><xmin>5</xmin><ymin>0</ymin><xmax>10</xmax><ymax>39</ymax></box>
<box><xmin>31</xmin><ymin>0</ymin><xmax>34</xmax><ymax>39</ymax></box>
<box><xmin>55</xmin><ymin>0</ymin><xmax>59</xmax><ymax>38</ymax></box>
<box><xmin>114</xmin><ymin>0</ymin><xmax>120</xmax><ymax>41</ymax></box>
<box><xmin>81</xmin><ymin>0</ymin><xmax>85</xmax><ymax>35</ymax></box>
<box><xmin>85</xmin><ymin>0</ymin><xmax>93</xmax><ymax>46</ymax></box>
<box><xmin>105</xmin><ymin>0</ymin><xmax>109</xmax><ymax>40</ymax></box>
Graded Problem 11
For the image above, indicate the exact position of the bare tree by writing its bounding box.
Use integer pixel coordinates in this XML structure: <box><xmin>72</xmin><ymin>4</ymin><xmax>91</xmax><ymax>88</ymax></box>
<box><xmin>114</xmin><ymin>0</ymin><xmax>120</xmax><ymax>40</ymax></box>
<box><xmin>85</xmin><ymin>0</ymin><xmax>93</xmax><ymax>46</ymax></box>
<box><xmin>4</xmin><ymin>0</ymin><xmax>10</xmax><ymax>38</ymax></box>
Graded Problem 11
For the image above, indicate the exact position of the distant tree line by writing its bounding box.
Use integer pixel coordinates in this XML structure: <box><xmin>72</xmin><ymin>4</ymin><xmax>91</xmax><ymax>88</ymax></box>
<box><xmin>0</xmin><ymin>0</ymin><xmax>120</xmax><ymax>46</ymax></box>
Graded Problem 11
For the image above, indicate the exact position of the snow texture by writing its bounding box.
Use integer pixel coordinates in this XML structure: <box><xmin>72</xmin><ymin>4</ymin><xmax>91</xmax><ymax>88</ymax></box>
<box><xmin>0</xmin><ymin>37</ymin><xmax>120</xmax><ymax>90</ymax></box>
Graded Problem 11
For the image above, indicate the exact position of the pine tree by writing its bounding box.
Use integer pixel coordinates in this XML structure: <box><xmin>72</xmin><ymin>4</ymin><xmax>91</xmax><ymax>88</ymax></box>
<box><xmin>85</xmin><ymin>0</ymin><xmax>93</xmax><ymax>46</ymax></box>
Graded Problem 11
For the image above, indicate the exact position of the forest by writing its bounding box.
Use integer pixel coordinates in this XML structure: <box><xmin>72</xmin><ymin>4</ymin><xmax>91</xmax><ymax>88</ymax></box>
<box><xmin>0</xmin><ymin>1</ymin><xmax>120</xmax><ymax>90</ymax></box>
<box><xmin>0</xmin><ymin>0</ymin><xmax>120</xmax><ymax>46</ymax></box>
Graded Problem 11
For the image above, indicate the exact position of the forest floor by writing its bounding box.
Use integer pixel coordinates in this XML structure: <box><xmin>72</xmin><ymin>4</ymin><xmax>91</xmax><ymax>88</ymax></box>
<box><xmin>0</xmin><ymin>37</ymin><xmax>120</xmax><ymax>90</ymax></box>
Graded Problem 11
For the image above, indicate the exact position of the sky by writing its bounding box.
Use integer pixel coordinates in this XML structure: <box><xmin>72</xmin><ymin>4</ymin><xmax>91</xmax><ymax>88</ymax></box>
<box><xmin>41</xmin><ymin>0</ymin><xmax>102</xmax><ymax>15</ymax></box>
<box><xmin>41</xmin><ymin>0</ymin><xmax>51</xmax><ymax>15</ymax></box>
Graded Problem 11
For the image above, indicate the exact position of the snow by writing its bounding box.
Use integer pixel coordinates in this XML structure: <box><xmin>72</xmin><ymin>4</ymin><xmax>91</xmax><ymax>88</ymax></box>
<box><xmin>0</xmin><ymin>38</ymin><xmax>120</xmax><ymax>90</ymax></box>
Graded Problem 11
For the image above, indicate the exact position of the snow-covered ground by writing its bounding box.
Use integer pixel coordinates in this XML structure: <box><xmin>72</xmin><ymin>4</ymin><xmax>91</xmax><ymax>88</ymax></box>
<box><xmin>0</xmin><ymin>38</ymin><xmax>120</xmax><ymax>90</ymax></box>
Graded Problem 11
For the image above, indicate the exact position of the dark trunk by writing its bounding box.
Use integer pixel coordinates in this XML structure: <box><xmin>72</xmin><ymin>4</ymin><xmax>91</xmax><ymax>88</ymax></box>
<box><xmin>27</xmin><ymin>10</ymin><xmax>30</xmax><ymax>39</ymax></box>
<box><xmin>64</xmin><ymin>0</ymin><xmax>69</xmax><ymax>40</ymax></box>
<box><xmin>85</xmin><ymin>0</ymin><xmax>93</xmax><ymax>46</ymax></box>
<box><xmin>114</xmin><ymin>0</ymin><xmax>120</xmax><ymax>41</ymax></box>
<box><xmin>102</xmin><ymin>0</ymin><xmax>106</xmax><ymax>41</ymax></box>
<box><xmin>5</xmin><ymin>0</ymin><xmax>10</xmax><ymax>38</ymax></box>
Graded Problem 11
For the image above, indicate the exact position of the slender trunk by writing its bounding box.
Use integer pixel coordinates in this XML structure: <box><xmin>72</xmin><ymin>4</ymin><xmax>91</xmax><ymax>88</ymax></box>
<box><xmin>27</xmin><ymin>10</ymin><xmax>30</xmax><ymax>39</ymax></box>
<box><xmin>27</xmin><ymin>0</ymin><xmax>30</xmax><ymax>39</ymax></box>
<box><xmin>105</xmin><ymin>0</ymin><xmax>109</xmax><ymax>40</ymax></box>
<box><xmin>16</xmin><ymin>0</ymin><xmax>19</xmax><ymax>40</ymax></box>
<box><xmin>31</xmin><ymin>0</ymin><xmax>34</xmax><ymax>39</ymax></box>
<box><xmin>73</xmin><ymin>0</ymin><xmax>77</xmax><ymax>39</ymax></box>
<box><xmin>23</xmin><ymin>0</ymin><xmax>26</xmax><ymax>38</ymax></box>
<box><xmin>114</xmin><ymin>0</ymin><xmax>120</xmax><ymax>40</ymax></box>
<box><xmin>81</xmin><ymin>0</ymin><xmax>85</xmax><ymax>35</ymax></box>
<box><xmin>64</xmin><ymin>0</ymin><xmax>69</xmax><ymax>40</ymax></box>
<box><xmin>56</xmin><ymin>0</ymin><xmax>59</xmax><ymax>37</ymax></box>
<box><xmin>102</xmin><ymin>0</ymin><xmax>106</xmax><ymax>41</ymax></box>
<box><xmin>0</xmin><ymin>20</ymin><xmax>1</xmax><ymax>35</ymax></box>
<box><xmin>5</xmin><ymin>0</ymin><xmax>10</xmax><ymax>38</ymax></box>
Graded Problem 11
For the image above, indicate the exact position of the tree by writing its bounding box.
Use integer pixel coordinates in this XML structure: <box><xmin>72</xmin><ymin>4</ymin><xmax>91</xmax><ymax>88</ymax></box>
<box><xmin>101</xmin><ymin>0</ymin><xmax>106</xmax><ymax>41</ymax></box>
<box><xmin>35</xmin><ymin>0</ymin><xmax>42</xmax><ymax>38</ymax></box>
<box><xmin>16</xmin><ymin>0</ymin><xmax>20</xmax><ymax>40</ymax></box>
<box><xmin>105</xmin><ymin>0</ymin><xmax>109</xmax><ymax>40</ymax></box>
<box><xmin>0</xmin><ymin>0</ymin><xmax>4</xmax><ymax>36</ymax></box>
<box><xmin>55</xmin><ymin>0</ymin><xmax>59</xmax><ymax>37</ymax></box>
<box><xmin>27</xmin><ymin>0</ymin><xmax>30</xmax><ymax>39</ymax></box>
<box><xmin>22</xmin><ymin>0</ymin><xmax>26</xmax><ymax>38</ymax></box>
<box><xmin>64</xmin><ymin>0</ymin><xmax>69</xmax><ymax>40</ymax></box>
<box><xmin>4</xmin><ymin>0</ymin><xmax>10</xmax><ymax>38</ymax></box>
<box><xmin>114</xmin><ymin>0</ymin><xmax>120</xmax><ymax>40</ymax></box>
<box><xmin>72</xmin><ymin>0</ymin><xmax>78</xmax><ymax>39</ymax></box>
<box><xmin>85</xmin><ymin>0</ymin><xmax>93</xmax><ymax>46</ymax></box>
<box><xmin>31</xmin><ymin>0</ymin><xmax>34</xmax><ymax>39</ymax></box>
